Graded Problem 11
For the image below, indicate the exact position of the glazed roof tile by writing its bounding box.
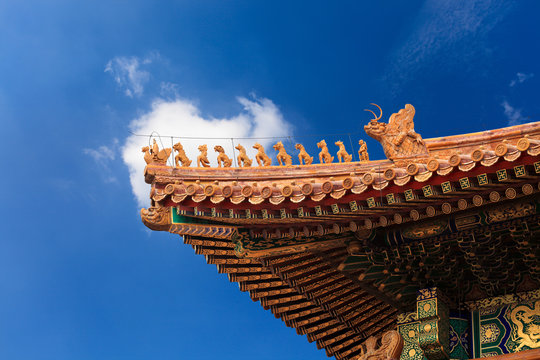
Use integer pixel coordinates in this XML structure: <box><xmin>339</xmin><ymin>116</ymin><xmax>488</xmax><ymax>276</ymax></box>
<box><xmin>141</xmin><ymin>121</ymin><xmax>540</xmax><ymax>359</ymax></box>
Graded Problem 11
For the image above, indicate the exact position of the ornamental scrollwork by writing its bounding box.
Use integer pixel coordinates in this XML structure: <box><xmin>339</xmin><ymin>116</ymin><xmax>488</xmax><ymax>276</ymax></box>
<box><xmin>141</xmin><ymin>206</ymin><xmax>170</xmax><ymax>231</ymax></box>
<box><xmin>364</xmin><ymin>104</ymin><xmax>428</xmax><ymax>162</ymax></box>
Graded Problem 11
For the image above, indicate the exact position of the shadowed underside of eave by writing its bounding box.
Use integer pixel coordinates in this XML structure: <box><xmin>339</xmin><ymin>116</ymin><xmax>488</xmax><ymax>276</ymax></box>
<box><xmin>183</xmin><ymin>235</ymin><xmax>396</xmax><ymax>360</ymax></box>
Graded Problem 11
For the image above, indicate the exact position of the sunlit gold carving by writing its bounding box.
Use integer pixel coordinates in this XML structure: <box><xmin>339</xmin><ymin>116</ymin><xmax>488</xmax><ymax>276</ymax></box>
<box><xmin>173</xmin><ymin>142</ymin><xmax>192</xmax><ymax>167</ymax></box>
<box><xmin>364</xmin><ymin>102</ymin><xmax>383</xmax><ymax>121</ymax></box>
<box><xmin>295</xmin><ymin>143</ymin><xmax>313</xmax><ymax>165</ymax></box>
<box><xmin>427</xmin><ymin>158</ymin><xmax>439</xmax><ymax>171</ymax></box>
<box><xmin>214</xmin><ymin>145</ymin><xmax>232</xmax><ymax>167</ymax></box>
<box><xmin>358</xmin><ymin>139</ymin><xmax>369</xmax><ymax>162</ymax></box>
<box><xmin>273</xmin><ymin>141</ymin><xmax>292</xmax><ymax>166</ymax></box>
<box><xmin>335</xmin><ymin>140</ymin><xmax>353</xmax><ymax>163</ymax></box>
<box><xmin>317</xmin><ymin>140</ymin><xmax>334</xmax><ymax>164</ymax></box>
<box><xmin>485</xmin><ymin>202</ymin><xmax>535</xmax><ymax>223</ymax></box>
<box><xmin>358</xmin><ymin>330</ymin><xmax>403</xmax><ymax>360</ymax></box>
<box><xmin>449</xmin><ymin>153</ymin><xmax>461</xmax><ymax>167</ymax></box>
<box><xmin>142</xmin><ymin>139</ymin><xmax>172</xmax><ymax>165</ymax></box>
<box><xmin>407</xmin><ymin>163</ymin><xmax>419</xmax><ymax>176</ymax></box>
<box><xmin>364</xmin><ymin>104</ymin><xmax>428</xmax><ymax>161</ymax></box>
<box><xmin>402</xmin><ymin>218</ymin><xmax>447</xmax><ymax>239</ymax></box>
<box><xmin>197</xmin><ymin>144</ymin><xmax>210</xmax><ymax>167</ymax></box>
<box><xmin>508</xmin><ymin>300</ymin><xmax>540</xmax><ymax>351</ymax></box>
<box><xmin>140</xmin><ymin>206</ymin><xmax>170</xmax><ymax>231</ymax></box>
<box><xmin>517</xmin><ymin>137</ymin><xmax>531</xmax><ymax>151</ymax></box>
<box><xmin>253</xmin><ymin>143</ymin><xmax>272</xmax><ymax>166</ymax></box>
<box><xmin>235</xmin><ymin>144</ymin><xmax>252</xmax><ymax>167</ymax></box>
<box><xmin>142</xmin><ymin>146</ymin><xmax>153</xmax><ymax>164</ymax></box>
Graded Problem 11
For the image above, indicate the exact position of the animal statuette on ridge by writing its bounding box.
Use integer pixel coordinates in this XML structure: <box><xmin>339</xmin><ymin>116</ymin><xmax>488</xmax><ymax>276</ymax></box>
<box><xmin>364</xmin><ymin>103</ymin><xmax>428</xmax><ymax>161</ymax></box>
<box><xmin>358</xmin><ymin>140</ymin><xmax>369</xmax><ymax>162</ymax></box>
<box><xmin>197</xmin><ymin>144</ymin><xmax>210</xmax><ymax>167</ymax></box>
<box><xmin>295</xmin><ymin>143</ymin><xmax>313</xmax><ymax>165</ymax></box>
<box><xmin>235</xmin><ymin>144</ymin><xmax>252</xmax><ymax>167</ymax></box>
<box><xmin>335</xmin><ymin>141</ymin><xmax>353</xmax><ymax>163</ymax></box>
<box><xmin>214</xmin><ymin>145</ymin><xmax>232</xmax><ymax>167</ymax></box>
<box><xmin>253</xmin><ymin>143</ymin><xmax>272</xmax><ymax>166</ymax></box>
<box><xmin>317</xmin><ymin>140</ymin><xmax>334</xmax><ymax>164</ymax></box>
<box><xmin>142</xmin><ymin>139</ymin><xmax>172</xmax><ymax>165</ymax></box>
<box><xmin>142</xmin><ymin>146</ymin><xmax>153</xmax><ymax>165</ymax></box>
<box><xmin>273</xmin><ymin>141</ymin><xmax>293</xmax><ymax>166</ymax></box>
<box><xmin>173</xmin><ymin>142</ymin><xmax>192</xmax><ymax>167</ymax></box>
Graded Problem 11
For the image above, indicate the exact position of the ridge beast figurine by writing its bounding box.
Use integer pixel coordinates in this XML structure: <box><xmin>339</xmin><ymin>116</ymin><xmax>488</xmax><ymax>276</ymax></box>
<box><xmin>235</xmin><ymin>144</ymin><xmax>252</xmax><ymax>167</ymax></box>
<box><xmin>317</xmin><ymin>140</ymin><xmax>334</xmax><ymax>164</ymax></box>
<box><xmin>214</xmin><ymin>145</ymin><xmax>233</xmax><ymax>167</ymax></box>
<box><xmin>253</xmin><ymin>143</ymin><xmax>272</xmax><ymax>166</ymax></box>
<box><xmin>364</xmin><ymin>103</ymin><xmax>428</xmax><ymax>162</ymax></box>
<box><xmin>197</xmin><ymin>144</ymin><xmax>210</xmax><ymax>167</ymax></box>
<box><xmin>173</xmin><ymin>142</ymin><xmax>192</xmax><ymax>167</ymax></box>
<box><xmin>335</xmin><ymin>140</ymin><xmax>353</xmax><ymax>163</ymax></box>
<box><xmin>273</xmin><ymin>141</ymin><xmax>293</xmax><ymax>166</ymax></box>
<box><xmin>295</xmin><ymin>143</ymin><xmax>313</xmax><ymax>165</ymax></box>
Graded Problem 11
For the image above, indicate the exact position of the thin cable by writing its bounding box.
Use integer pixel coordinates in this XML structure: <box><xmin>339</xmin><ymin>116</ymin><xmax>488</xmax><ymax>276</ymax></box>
<box><xmin>347</xmin><ymin>133</ymin><xmax>356</xmax><ymax>162</ymax></box>
<box><xmin>170</xmin><ymin>137</ymin><xmax>175</xmax><ymax>168</ymax></box>
<box><xmin>129</xmin><ymin>130</ymin><xmax>364</xmax><ymax>140</ymax></box>
<box><xmin>231</xmin><ymin>138</ymin><xmax>237</xmax><ymax>167</ymax></box>
<box><xmin>286</xmin><ymin>136</ymin><xmax>296</xmax><ymax>164</ymax></box>
<box><xmin>147</xmin><ymin>132</ymin><xmax>174</xmax><ymax>167</ymax></box>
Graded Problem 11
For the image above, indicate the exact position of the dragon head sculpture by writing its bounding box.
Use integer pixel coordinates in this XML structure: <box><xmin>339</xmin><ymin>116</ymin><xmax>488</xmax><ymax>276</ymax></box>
<box><xmin>141</xmin><ymin>206</ymin><xmax>170</xmax><ymax>231</ymax></box>
<box><xmin>364</xmin><ymin>103</ymin><xmax>428</xmax><ymax>161</ymax></box>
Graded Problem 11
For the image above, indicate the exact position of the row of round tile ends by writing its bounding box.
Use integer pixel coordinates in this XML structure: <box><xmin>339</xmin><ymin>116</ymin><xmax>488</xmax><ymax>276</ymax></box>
<box><xmin>248</xmin><ymin>183</ymin><xmax>536</xmax><ymax>240</ymax></box>
<box><xmin>156</xmin><ymin>138</ymin><xmax>539</xmax><ymax>204</ymax></box>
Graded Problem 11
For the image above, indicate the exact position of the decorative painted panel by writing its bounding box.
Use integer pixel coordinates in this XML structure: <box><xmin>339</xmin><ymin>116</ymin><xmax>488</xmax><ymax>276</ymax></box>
<box><xmin>449</xmin><ymin>316</ymin><xmax>470</xmax><ymax>360</ymax></box>
<box><xmin>398</xmin><ymin>312</ymin><xmax>425</xmax><ymax>360</ymax></box>
<box><xmin>471</xmin><ymin>298</ymin><xmax>540</xmax><ymax>357</ymax></box>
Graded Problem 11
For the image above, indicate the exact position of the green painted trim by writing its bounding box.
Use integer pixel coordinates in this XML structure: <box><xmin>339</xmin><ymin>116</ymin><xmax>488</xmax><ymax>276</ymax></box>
<box><xmin>472</xmin><ymin>310</ymin><xmax>480</xmax><ymax>358</ymax></box>
<box><xmin>171</xmin><ymin>207</ymin><xmax>214</xmax><ymax>225</ymax></box>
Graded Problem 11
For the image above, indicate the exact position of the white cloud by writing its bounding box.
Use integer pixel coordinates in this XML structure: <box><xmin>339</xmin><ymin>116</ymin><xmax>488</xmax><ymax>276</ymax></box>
<box><xmin>105</xmin><ymin>55</ymin><xmax>156</xmax><ymax>97</ymax></box>
<box><xmin>509</xmin><ymin>72</ymin><xmax>534</xmax><ymax>87</ymax></box>
<box><xmin>83</xmin><ymin>145</ymin><xmax>115</xmax><ymax>163</ymax></box>
<box><xmin>122</xmin><ymin>96</ymin><xmax>293</xmax><ymax>207</ymax></box>
<box><xmin>83</xmin><ymin>139</ymin><xmax>120</xmax><ymax>183</ymax></box>
<box><xmin>501</xmin><ymin>100</ymin><xmax>526</xmax><ymax>126</ymax></box>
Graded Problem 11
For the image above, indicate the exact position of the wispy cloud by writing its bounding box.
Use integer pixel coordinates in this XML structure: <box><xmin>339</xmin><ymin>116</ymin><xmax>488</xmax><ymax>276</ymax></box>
<box><xmin>83</xmin><ymin>145</ymin><xmax>115</xmax><ymax>163</ymax></box>
<box><xmin>509</xmin><ymin>72</ymin><xmax>534</xmax><ymax>87</ymax></box>
<box><xmin>105</xmin><ymin>53</ymin><xmax>160</xmax><ymax>97</ymax></box>
<box><xmin>385</xmin><ymin>0</ymin><xmax>512</xmax><ymax>92</ymax></box>
<box><xmin>122</xmin><ymin>95</ymin><xmax>293</xmax><ymax>207</ymax></box>
<box><xmin>501</xmin><ymin>100</ymin><xmax>526</xmax><ymax>126</ymax></box>
<box><xmin>83</xmin><ymin>139</ymin><xmax>120</xmax><ymax>183</ymax></box>
<box><xmin>159</xmin><ymin>82</ymin><xmax>180</xmax><ymax>99</ymax></box>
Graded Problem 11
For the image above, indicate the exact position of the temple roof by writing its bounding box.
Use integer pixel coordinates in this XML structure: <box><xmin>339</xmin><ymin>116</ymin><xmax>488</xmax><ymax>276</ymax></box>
<box><xmin>140</xmin><ymin>109</ymin><xmax>540</xmax><ymax>359</ymax></box>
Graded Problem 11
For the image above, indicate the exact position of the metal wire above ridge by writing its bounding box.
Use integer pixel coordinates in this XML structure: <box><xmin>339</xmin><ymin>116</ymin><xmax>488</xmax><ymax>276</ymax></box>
<box><xmin>137</xmin><ymin>129</ymin><xmax>372</xmax><ymax>167</ymax></box>
<box><xmin>129</xmin><ymin>130</ymin><xmax>365</xmax><ymax>140</ymax></box>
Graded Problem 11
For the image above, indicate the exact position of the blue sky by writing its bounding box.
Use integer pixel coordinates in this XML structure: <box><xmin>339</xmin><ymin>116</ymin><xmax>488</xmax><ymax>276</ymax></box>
<box><xmin>1</xmin><ymin>1</ymin><xmax>539</xmax><ymax>359</ymax></box>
